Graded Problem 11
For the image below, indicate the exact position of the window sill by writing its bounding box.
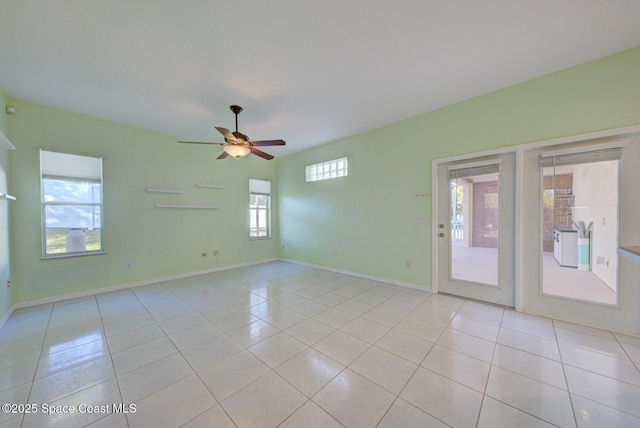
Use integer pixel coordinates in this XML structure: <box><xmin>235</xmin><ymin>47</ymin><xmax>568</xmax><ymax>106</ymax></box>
<box><xmin>42</xmin><ymin>251</ymin><xmax>106</xmax><ymax>260</ymax></box>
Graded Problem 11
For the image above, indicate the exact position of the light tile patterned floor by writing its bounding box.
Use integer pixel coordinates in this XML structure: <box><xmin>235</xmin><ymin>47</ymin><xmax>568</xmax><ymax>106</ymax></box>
<box><xmin>452</xmin><ymin>244</ymin><xmax>616</xmax><ymax>305</ymax></box>
<box><xmin>1</xmin><ymin>261</ymin><xmax>639</xmax><ymax>427</ymax></box>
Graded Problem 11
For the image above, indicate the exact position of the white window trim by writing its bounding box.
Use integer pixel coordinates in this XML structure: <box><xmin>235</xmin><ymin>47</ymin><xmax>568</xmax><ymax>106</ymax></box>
<box><xmin>40</xmin><ymin>149</ymin><xmax>105</xmax><ymax>259</ymax></box>
<box><xmin>249</xmin><ymin>179</ymin><xmax>271</xmax><ymax>239</ymax></box>
<box><xmin>306</xmin><ymin>157</ymin><xmax>348</xmax><ymax>182</ymax></box>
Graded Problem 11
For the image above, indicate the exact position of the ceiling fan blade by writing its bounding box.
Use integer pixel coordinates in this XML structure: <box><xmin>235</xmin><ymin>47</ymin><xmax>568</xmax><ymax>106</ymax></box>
<box><xmin>215</xmin><ymin>127</ymin><xmax>237</xmax><ymax>142</ymax></box>
<box><xmin>232</xmin><ymin>131</ymin><xmax>250</xmax><ymax>142</ymax></box>
<box><xmin>178</xmin><ymin>141</ymin><xmax>224</xmax><ymax>145</ymax></box>
<box><xmin>217</xmin><ymin>151</ymin><xmax>230</xmax><ymax>159</ymax></box>
<box><xmin>250</xmin><ymin>139</ymin><xmax>286</xmax><ymax>146</ymax></box>
<box><xmin>249</xmin><ymin>147</ymin><xmax>275</xmax><ymax>160</ymax></box>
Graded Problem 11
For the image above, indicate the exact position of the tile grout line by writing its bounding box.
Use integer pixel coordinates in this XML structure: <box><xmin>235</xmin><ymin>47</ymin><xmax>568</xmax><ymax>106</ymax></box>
<box><xmin>552</xmin><ymin>318</ymin><xmax>580</xmax><ymax>428</ymax></box>
<box><xmin>473</xmin><ymin>304</ymin><xmax>505</xmax><ymax>427</ymax></box>
<box><xmin>141</xmin><ymin>276</ymin><xmax>238</xmax><ymax>427</ymax></box>
<box><xmin>20</xmin><ymin>302</ymin><xmax>53</xmax><ymax>428</ymax></box>
<box><xmin>96</xmin><ymin>293</ymin><xmax>132</xmax><ymax>428</ymax></box>
<box><xmin>373</xmin><ymin>292</ymin><xmax>457</xmax><ymax>427</ymax></box>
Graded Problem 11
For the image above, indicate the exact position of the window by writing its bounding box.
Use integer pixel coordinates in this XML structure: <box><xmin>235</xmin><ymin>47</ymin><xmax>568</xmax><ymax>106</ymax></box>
<box><xmin>449</xmin><ymin>162</ymin><xmax>501</xmax><ymax>286</ymax></box>
<box><xmin>40</xmin><ymin>150</ymin><xmax>104</xmax><ymax>257</ymax></box>
<box><xmin>249</xmin><ymin>179</ymin><xmax>271</xmax><ymax>239</ymax></box>
<box><xmin>539</xmin><ymin>145</ymin><xmax>622</xmax><ymax>305</ymax></box>
<box><xmin>306</xmin><ymin>157</ymin><xmax>348</xmax><ymax>182</ymax></box>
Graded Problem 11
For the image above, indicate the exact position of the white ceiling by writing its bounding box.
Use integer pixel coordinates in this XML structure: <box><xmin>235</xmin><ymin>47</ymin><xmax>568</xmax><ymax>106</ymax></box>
<box><xmin>1</xmin><ymin>1</ymin><xmax>640</xmax><ymax>157</ymax></box>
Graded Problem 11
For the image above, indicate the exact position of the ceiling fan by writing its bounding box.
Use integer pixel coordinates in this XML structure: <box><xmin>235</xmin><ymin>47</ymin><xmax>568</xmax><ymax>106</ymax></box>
<box><xmin>178</xmin><ymin>105</ymin><xmax>286</xmax><ymax>160</ymax></box>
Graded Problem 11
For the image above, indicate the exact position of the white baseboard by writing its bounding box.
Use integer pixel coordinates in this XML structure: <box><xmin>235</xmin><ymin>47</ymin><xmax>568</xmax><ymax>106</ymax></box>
<box><xmin>278</xmin><ymin>258</ymin><xmax>432</xmax><ymax>293</ymax></box>
<box><xmin>0</xmin><ymin>258</ymin><xmax>278</xmax><ymax>331</ymax></box>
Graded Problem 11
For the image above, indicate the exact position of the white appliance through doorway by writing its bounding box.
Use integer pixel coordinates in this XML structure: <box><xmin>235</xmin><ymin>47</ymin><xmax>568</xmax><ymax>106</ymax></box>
<box><xmin>553</xmin><ymin>228</ymin><xmax>578</xmax><ymax>268</ymax></box>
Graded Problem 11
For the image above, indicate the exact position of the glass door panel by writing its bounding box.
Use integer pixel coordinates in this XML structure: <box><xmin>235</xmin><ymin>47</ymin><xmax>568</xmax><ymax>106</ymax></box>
<box><xmin>541</xmin><ymin>160</ymin><xmax>619</xmax><ymax>305</ymax></box>
<box><xmin>450</xmin><ymin>173</ymin><xmax>499</xmax><ymax>286</ymax></box>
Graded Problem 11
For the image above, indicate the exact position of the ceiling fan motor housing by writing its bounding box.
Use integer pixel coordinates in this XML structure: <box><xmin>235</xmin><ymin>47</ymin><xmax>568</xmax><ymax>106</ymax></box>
<box><xmin>232</xmin><ymin>131</ymin><xmax>250</xmax><ymax>142</ymax></box>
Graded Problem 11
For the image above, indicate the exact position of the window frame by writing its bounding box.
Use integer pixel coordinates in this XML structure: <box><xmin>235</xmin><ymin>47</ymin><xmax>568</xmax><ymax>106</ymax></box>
<box><xmin>40</xmin><ymin>149</ymin><xmax>105</xmax><ymax>258</ymax></box>
<box><xmin>249</xmin><ymin>179</ymin><xmax>271</xmax><ymax>239</ymax></box>
<box><xmin>306</xmin><ymin>157</ymin><xmax>348</xmax><ymax>182</ymax></box>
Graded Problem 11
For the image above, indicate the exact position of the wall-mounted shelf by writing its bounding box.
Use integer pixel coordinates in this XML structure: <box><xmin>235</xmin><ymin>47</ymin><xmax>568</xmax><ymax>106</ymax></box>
<box><xmin>155</xmin><ymin>203</ymin><xmax>219</xmax><ymax>209</ymax></box>
<box><xmin>0</xmin><ymin>192</ymin><xmax>16</xmax><ymax>201</ymax></box>
<box><xmin>0</xmin><ymin>130</ymin><xmax>16</xmax><ymax>150</ymax></box>
<box><xmin>195</xmin><ymin>183</ymin><xmax>224</xmax><ymax>189</ymax></box>
<box><xmin>618</xmin><ymin>246</ymin><xmax>640</xmax><ymax>264</ymax></box>
<box><xmin>146</xmin><ymin>187</ymin><xmax>183</xmax><ymax>194</ymax></box>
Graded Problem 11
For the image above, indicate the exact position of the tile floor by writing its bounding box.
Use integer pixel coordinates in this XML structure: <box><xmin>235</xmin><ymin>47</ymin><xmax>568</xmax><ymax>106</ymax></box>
<box><xmin>452</xmin><ymin>243</ymin><xmax>617</xmax><ymax>305</ymax></box>
<box><xmin>1</xmin><ymin>261</ymin><xmax>639</xmax><ymax>427</ymax></box>
<box><xmin>542</xmin><ymin>253</ymin><xmax>617</xmax><ymax>305</ymax></box>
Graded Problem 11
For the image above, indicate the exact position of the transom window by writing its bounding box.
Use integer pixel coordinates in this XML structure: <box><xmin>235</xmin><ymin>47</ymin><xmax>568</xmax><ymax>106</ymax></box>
<box><xmin>40</xmin><ymin>150</ymin><xmax>104</xmax><ymax>257</ymax></box>
<box><xmin>306</xmin><ymin>157</ymin><xmax>348</xmax><ymax>182</ymax></box>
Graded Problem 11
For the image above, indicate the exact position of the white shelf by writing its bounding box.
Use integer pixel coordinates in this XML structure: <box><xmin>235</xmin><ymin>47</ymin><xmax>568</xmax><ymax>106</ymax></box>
<box><xmin>146</xmin><ymin>187</ymin><xmax>183</xmax><ymax>194</ymax></box>
<box><xmin>618</xmin><ymin>246</ymin><xmax>640</xmax><ymax>264</ymax></box>
<box><xmin>195</xmin><ymin>183</ymin><xmax>224</xmax><ymax>189</ymax></box>
<box><xmin>0</xmin><ymin>192</ymin><xmax>16</xmax><ymax>201</ymax></box>
<box><xmin>155</xmin><ymin>203</ymin><xmax>219</xmax><ymax>209</ymax></box>
<box><xmin>0</xmin><ymin>130</ymin><xmax>16</xmax><ymax>150</ymax></box>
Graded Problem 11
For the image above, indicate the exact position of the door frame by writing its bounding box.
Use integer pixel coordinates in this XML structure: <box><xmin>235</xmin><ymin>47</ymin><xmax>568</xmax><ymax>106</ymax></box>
<box><xmin>431</xmin><ymin>124</ymin><xmax>640</xmax><ymax>317</ymax></box>
<box><xmin>435</xmin><ymin>154</ymin><xmax>516</xmax><ymax>307</ymax></box>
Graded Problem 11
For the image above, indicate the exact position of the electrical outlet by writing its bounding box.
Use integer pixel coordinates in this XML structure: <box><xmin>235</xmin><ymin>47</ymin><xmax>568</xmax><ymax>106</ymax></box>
<box><xmin>201</xmin><ymin>252</ymin><xmax>207</xmax><ymax>257</ymax></box>
<box><xmin>213</xmin><ymin>250</ymin><xmax>219</xmax><ymax>256</ymax></box>
<box><xmin>6</xmin><ymin>280</ymin><xmax>10</xmax><ymax>288</ymax></box>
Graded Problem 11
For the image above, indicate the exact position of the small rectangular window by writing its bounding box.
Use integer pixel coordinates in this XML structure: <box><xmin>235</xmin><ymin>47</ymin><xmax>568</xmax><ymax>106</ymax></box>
<box><xmin>40</xmin><ymin>150</ymin><xmax>104</xmax><ymax>257</ymax></box>
<box><xmin>249</xmin><ymin>179</ymin><xmax>271</xmax><ymax>239</ymax></box>
<box><xmin>306</xmin><ymin>157</ymin><xmax>348</xmax><ymax>182</ymax></box>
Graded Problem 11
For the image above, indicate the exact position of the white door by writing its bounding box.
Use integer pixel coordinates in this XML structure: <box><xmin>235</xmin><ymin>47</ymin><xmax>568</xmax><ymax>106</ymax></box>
<box><xmin>435</xmin><ymin>153</ymin><xmax>516</xmax><ymax>307</ymax></box>
<box><xmin>519</xmin><ymin>136</ymin><xmax>640</xmax><ymax>334</ymax></box>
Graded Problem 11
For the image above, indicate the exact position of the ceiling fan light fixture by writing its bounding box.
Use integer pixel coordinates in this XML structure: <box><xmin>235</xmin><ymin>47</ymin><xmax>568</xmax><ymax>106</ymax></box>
<box><xmin>224</xmin><ymin>144</ymin><xmax>251</xmax><ymax>158</ymax></box>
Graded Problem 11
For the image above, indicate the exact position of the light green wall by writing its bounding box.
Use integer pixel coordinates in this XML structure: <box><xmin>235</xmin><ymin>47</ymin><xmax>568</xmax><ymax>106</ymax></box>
<box><xmin>7</xmin><ymin>99</ymin><xmax>279</xmax><ymax>304</ymax></box>
<box><xmin>277</xmin><ymin>46</ymin><xmax>640</xmax><ymax>287</ymax></box>
<box><xmin>3</xmin><ymin>45</ymin><xmax>640</xmax><ymax>317</ymax></box>
<box><xmin>0</xmin><ymin>88</ymin><xmax>12</xmax><ymax>321</ymax></box>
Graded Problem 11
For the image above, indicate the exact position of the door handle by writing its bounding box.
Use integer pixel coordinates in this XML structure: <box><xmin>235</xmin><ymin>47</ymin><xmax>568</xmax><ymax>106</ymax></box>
<box><xmin>439</xmin><ymin>232</ymin><xmax>445</xmax><ymax>238</ymax></box>
<box><xmin>438</xmin><ymin>224</ymin><xmax>445</xmax><ymax>229</ymax></box>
